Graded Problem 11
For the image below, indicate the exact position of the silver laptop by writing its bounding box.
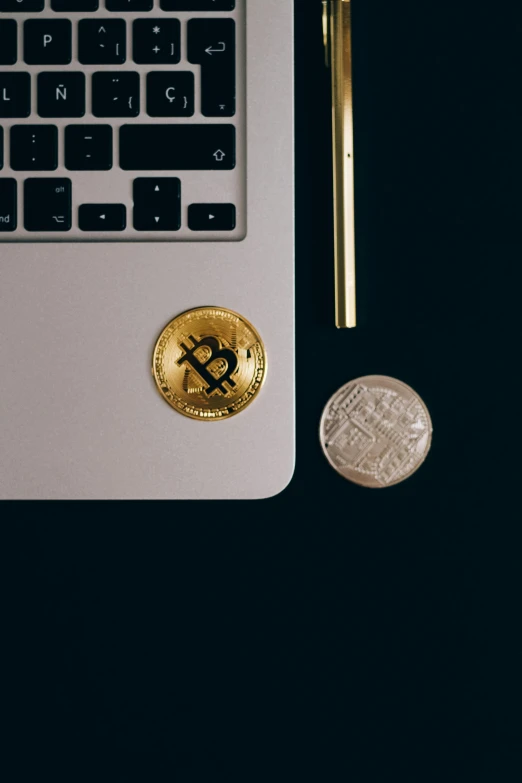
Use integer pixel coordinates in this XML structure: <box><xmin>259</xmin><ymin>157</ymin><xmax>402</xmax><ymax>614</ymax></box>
<box><xmin>0</xmin><ymin>0</ymin><xmax>294</xmax><ymax>500</ymax></box>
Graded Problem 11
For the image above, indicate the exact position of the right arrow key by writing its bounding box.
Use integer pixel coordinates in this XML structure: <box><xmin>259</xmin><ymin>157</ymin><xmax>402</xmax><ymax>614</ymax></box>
<box><xmin>188</xmin><ymin>203</ymin><xmax>236</xmax><ymax>232</ymax></box>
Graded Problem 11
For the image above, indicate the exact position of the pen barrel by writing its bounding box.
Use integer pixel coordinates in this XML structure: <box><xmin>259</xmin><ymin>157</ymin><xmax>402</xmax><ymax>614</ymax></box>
<box><xmin>330</xmin><ymin>0</ymin><xmax>357</xmax><ymax>328</ymax></box>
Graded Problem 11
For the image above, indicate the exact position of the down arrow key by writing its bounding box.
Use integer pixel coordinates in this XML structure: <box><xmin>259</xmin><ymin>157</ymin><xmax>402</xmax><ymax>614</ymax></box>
<box><xmin>132</xmin><ymin>177</ymin><xmax>181</xmax><ymax>232</ymax></box>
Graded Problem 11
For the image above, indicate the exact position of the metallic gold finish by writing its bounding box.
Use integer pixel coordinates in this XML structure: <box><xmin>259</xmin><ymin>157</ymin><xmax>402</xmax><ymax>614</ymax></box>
<box><xmin>325</xmin><ymin>0</ymin><xmax>357</xmax><ymax>328</ymax></box>
<box><xmin>320</xmin><ymin>376</ymin><xmax>433</xmax><ymax>487</ymax></box>
<box><xmin>322</xmin><ymin>0</ymin><xmax>330</xmax><ymax>67</ymax></box>
<box><xmin>152</xmin><ymin>307</ymin><xmax>267</xmax><ymax>421</ymax></box>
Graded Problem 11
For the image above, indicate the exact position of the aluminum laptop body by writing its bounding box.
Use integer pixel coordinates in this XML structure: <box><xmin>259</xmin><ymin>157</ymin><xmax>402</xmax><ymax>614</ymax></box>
<box><xmin>0</xmin><ymin>0</ymin><xmax>294</xmax><ymax>499</ymax></box>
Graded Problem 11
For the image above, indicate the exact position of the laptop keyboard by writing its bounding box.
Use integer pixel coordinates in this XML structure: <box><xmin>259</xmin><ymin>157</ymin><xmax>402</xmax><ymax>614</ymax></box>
<box><xmin>0</xmin><ymin>0</ymin><xmax>244</xmax><ymax>240</ymax></box>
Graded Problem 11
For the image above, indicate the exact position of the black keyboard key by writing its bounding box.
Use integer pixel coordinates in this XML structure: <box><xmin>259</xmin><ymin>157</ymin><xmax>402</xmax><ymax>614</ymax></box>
<box><xmin>147</xmin><ymin>72</ymin><xmax>194</xmax><ymax>117</ymax></box>
<box><xmin>0</xmin><ymin>178</ymin><xmax>16</xmax><ymax>232</ymax></box>
<box><xmin>24</xmin><ymin>20</ymin><xmax>72</xmax><ymax>65</ymax></box>
<box><xmin>133</xmin><ymin>178</ymin><xmax>181</xmax><ymax>231</ymax></box>
<box><xmin>160</xmin><ymin>1</ymin><xmax>234</xmax><ymax>9</ymax></box>
<box><xmin>79</xmin><ymin>204</ymin><xmax>126</xmax><ymax>232</ymax></box>
<box><xmin>51</xmin><ymin>1</ymin><xmax>99</xmax><ymax>9</ymax></box>
<box><xmin>188</xmin><ymin>19</ymin><xmax>235</xmax><ymax>117</ymax></box>
<box><xmin>0</xmin><ymin>0</ymin><xmax>44</xmax><ymax>10</ymax></box>
<box><xmin>10</xmin><ymin>125</ymin><xmax>58</xmax><ymax>171</ymax></box>
<box><xmin>38</xmin><ymin>72</ymin><xmax>85</xmax><ymax>118</ymax></box>
<box><xmin>0</xmin><ymin>20</ymin><xmax>17</xmax><ymax>66</ymax></box>
<box><xmin>92</xmin><ymin>72</ymin><xmax>139</xmax><ymax>117</ymax></box>
<box><xmin>133</xmin><ymin>18</ymin><xmax>180</xmax><ymax>64</ymax></box>
<box><xmin>106</xmin><ymin>0</ymin><xmax>152</xmax><ymax>9</ymax></box>
<box><xmin>120</xmin><ymin>124</ymin><xmax>235</xmax><ymax>170</ymax></box>
<box><xmin>24</xmin><ymin>178</ymin><xmax>72</xmax><ymax>232</ymax></box>
<box><xmin>65</xmin><ymin>124</ymin><xmax>112</xmax><ymax>170</ymax></box>
<box><xmin>0</xmin><ymin>73</ymin><xmax>30</xmax><ymax>119</ymax></box>
<box><xmin>188</xmin><ymin>203</ymin><xmax>236</xmax><ymax>231</ymax></box>
<box><xmin>79</xmin><ymin>19</ymin><xmax>126</xmax><ymax>65</ymax></box>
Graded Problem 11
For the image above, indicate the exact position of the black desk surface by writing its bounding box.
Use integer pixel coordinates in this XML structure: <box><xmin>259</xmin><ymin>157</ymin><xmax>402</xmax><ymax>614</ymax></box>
<box><xmin>3</xmin><ymin>2</ymin><xmax>522</xmax><ymax>779</ymax></box>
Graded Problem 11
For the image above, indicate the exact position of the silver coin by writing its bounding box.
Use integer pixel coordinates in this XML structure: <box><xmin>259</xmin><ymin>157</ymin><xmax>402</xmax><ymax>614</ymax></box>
<box><xmin>319</xmin><ymin>375</ymin><xmax>433</xmax><ymax>488</ymax></box>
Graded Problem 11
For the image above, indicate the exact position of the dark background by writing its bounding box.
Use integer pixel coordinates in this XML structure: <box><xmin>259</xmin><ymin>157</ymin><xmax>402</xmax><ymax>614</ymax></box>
<box><xmin>3</xmin><ymin>1</ymin><xmax>522</xmax><ymax>779</ymax></box>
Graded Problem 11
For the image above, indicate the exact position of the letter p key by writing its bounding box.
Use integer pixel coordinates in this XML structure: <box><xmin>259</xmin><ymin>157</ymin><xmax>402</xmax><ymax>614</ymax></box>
<box><xmin>24</xmin><ymin>19</ymin><xmax>72</xmax><ymax>67</ymax></box>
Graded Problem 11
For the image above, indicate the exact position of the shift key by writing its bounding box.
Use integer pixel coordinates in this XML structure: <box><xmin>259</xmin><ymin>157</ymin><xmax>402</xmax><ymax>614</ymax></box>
<box><xmin>0</xmin><ymin>178</ymin><xmax>17</xmax><ymax>232</ymax></box>
<box><xmin>120</xmin><ymin>124</ymin><xmax>235</xmax><ymax>170</ymax></box>
<box><xmin>24</xmin><ymin>178</ymin><xmax>72</xmax><ymax>232</ymax></box>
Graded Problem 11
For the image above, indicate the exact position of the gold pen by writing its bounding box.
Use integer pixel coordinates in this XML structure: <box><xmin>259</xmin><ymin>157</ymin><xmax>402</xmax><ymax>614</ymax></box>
<box><xmin>323</xmin><ymin>0</ymin><xmax>357</xmax><ymax>328</ymax></box>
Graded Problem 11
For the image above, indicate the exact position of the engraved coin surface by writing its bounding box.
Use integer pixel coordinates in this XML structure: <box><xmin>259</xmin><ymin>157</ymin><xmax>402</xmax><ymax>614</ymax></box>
<box><xmin>153</xmin><ymin>307</ymin><xmax>267</xmax><ymax>420</ymax></box>
<box><xmin>320</xmin><ymin>375</ymin><xmax>433</xmax><ymax>488</ymax></box>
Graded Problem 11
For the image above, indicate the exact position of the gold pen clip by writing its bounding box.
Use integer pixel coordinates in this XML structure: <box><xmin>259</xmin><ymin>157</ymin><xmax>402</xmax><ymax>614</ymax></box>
<box><xmin>324</xmin><ymin>0</ymin><xmax>357</xmax><ymax>329</ymax></box>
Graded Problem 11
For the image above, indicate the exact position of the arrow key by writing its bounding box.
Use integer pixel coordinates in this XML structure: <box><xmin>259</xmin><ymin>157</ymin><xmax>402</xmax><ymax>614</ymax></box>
<box><xmin>188</xmin><ymin>203</ymin><xmax>236</xmax><ymax>232</ymax></box>
<box><xmin>133</xmin><ymin>177</ymin><xmax>181</xmax><ymax>231</ymax></box>
<box><xmin>79</xmin><ymin>203</ymin><xmax>126</xmax><ymax>232</ymax></box>
<box><xmin>160</xmin><ymin>1</ymin><xmax>234</xmax><ymax>9</ymax></box>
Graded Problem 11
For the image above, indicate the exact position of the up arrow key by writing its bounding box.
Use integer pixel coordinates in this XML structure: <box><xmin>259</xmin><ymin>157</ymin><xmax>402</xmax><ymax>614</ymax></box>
<box><xmin>132</xmin><ymin>177</ymin><xmax>181</xmax><ymax>232</ymax></box>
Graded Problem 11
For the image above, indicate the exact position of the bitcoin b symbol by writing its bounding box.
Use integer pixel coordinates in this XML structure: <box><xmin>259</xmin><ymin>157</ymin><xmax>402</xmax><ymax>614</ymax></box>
<box><xmin>152</xmin><ymin>307</ymin><xmax>266</xmax><ymax>420</ymax></box>
<box><xmin>177</xmin><ymin>335</ymin><xmax>238</xmax><ymax>397</ymax></box>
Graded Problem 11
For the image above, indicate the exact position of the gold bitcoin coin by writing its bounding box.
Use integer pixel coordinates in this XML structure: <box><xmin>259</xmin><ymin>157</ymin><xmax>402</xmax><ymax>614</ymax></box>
<box><xmin>320</xmin><ymin>375</ymin><xmax>433</xmax><ymax>488</ymax></box>
<box><xmin>152</xmin><ymin>307</ymin><xmax>267</xmax><ymax>421</ymax></box>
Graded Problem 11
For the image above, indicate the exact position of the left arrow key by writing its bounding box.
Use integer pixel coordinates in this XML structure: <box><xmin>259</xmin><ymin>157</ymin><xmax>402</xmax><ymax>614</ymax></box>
<box><xmin>79</xmin><ymin>204</ymin><xmax>126</xmax><ymax>232</ymax></box>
